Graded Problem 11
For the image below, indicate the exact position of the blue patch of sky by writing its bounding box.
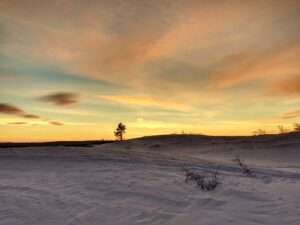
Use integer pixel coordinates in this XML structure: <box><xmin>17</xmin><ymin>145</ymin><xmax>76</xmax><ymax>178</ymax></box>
<box><xmin>0</xmin><ymin>53</ymin><xmax>125</xmax><ymax>93</ymax></box>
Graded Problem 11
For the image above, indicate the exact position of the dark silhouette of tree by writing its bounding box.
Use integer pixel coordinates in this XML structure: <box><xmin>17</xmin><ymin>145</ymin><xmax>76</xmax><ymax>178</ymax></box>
<box><xmin>277</xmin><ymin>125</ymin><xmax>289</xmax><ymax>134</ymax></box>
<box><xmin>114</xmin><ymin>122</ymin><xmax>126</xmax><ymax>141</ymax></box>
<box><xmin>253</xmin><ymin>128</ymin><xmax>266</xmax><ymax>136</ymax></box>
<box><xmin>294</xmin><ymin>123</ymin><xmax>300</xmax><ymax>132</ymax></box>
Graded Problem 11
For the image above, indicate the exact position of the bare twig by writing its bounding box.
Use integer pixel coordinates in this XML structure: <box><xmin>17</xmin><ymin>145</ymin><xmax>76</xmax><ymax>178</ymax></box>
<box><xmin>233</xmin><ymin>157</ymin><xmax>255</xmax><ymax>177</ymax></box>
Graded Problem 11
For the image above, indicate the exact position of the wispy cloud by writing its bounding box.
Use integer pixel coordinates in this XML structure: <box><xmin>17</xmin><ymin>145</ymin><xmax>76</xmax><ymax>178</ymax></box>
<box><xmin>23</xmin><ymin>114</ymin><xmax>40</xmax><ymax>119</ymax></box>
<box><xmin>0</xmin><ymin>103</ymin><xmax>24</xmax><ymax>115</ymax></box>
<box><xmin>0</xmin><ymin>103</ymin><xmax>40</xmax><ymax>119</ymax></box>
<box><xmin>212</xmin><ymin>41</ymin><xmax>300</xmax><ymax>87</ymax></box>
<box><xmin>279</xmin><ymin>110</ymin><xmax>300</xmax><ymax>119</ymax></box>
<box><xmin>38</xmin><ymin>92</ymin><xmax>79</xmax><ymax>106</ymax></box>
<box><xmin>0</xmin><ymin>103</ymin><xmax>64</xmax><ymax>126</ymax></box>
<box><xmin>99</xmin><ymin>95</ymin><xmax>189</xmax><ymax>111</ymax></box>
<box><xmin>270</xmin><ymin>75</ymin><xmax>300</xmax><ymax>95</ymax></box>
<box><xmin>2</xmin><ymin>0</ymin><xmax>300</xmax><ymax>90</ymax></box>
<box><xmin>7</xmin><ymin>122</ymin><xmax>27</xmax><ymax>125</ymax></box>
<box><xmin>49</xmin><ymin>121</ymin><xmax>64</xmax><ymax>126</ymax></box>
<box><xmin>36</xmin><ymin>108</ymin><xmax>94</xmax><ymax>116</ymax></box>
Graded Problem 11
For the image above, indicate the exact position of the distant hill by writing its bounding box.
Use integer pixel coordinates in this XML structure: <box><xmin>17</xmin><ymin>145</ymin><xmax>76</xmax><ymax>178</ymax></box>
<box><xmin>0</xmin><ymin>140</ymin><xmax>115</xmax><ymax>148</ymax></box>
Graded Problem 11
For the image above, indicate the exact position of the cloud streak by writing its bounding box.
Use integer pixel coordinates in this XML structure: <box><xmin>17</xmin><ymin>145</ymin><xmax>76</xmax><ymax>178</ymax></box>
<box><xmin>23</xmin><ymin>114</ymin><xmax>41</xmax><ymax>119</ymax></box>
<box><xmin>100</xmin><ymin>95</ymin><xmax>189</xmax><ymax>111</ymax></box>
<box><xmin>211</xmin><ymin>41</ymin><xmax>300</xmax><ymax>87</ymax></box>
<box><xmin>7</xmin><ymin>122</ymin><xmax>27</xmax><ymax>125</ymax></box>
<box><xmin>0</xmin><ymin>103</ymin><xmax>64</xmax><ymax>126</ymax></box>
<box><xmin>0</xmin><ymin>103</ymin><xmax>24</xmax><ymax>115</ymax></box>
<box><xmin>38</xmin><ymin>92</ymin><xmax>79</xmax><ymax>106</ymax></box>
<box><xmin>49</xmin><ymin>121</ymin><xmax>64</xmax><ymax>126</ymax></box>
<box><xmin>271</xmin><ymin>75</ymin><xmax>300</xmax><ymax>95</ymax></box>
<box><xmin>0</xmin><ymin>103</ymin><xmax>40</xmax><ymax>119</ymax></box>
<box><xmin>279</xmin><ymin>110</ymin><xmax>300</xmax><ymax>119</ymax></box>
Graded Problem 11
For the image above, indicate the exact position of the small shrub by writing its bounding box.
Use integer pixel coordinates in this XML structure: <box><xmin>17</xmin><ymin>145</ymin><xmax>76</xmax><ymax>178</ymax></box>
<box><xmin>183</xmin><ymin>167</ymin><xmax>220</xmax><ymax>191</ymax></box>
<box><xmin>233</xmin><ymin>157</ymin><xmax>255</xmax><ymax>177</ymax></box>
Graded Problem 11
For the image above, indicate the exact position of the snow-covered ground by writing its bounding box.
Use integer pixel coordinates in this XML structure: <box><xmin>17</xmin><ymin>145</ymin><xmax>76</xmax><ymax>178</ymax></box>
<box><xmin>0</xmin><ymin>133</ymin><xmax>300</xmax><ymax>225</ymax></box>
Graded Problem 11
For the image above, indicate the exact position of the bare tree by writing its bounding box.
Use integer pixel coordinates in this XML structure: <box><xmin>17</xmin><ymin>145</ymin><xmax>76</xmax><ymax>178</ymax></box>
<box><xmin>294</xmin><ymin>123</ymin><xmax>300</xmax><ymax>132</ymax></box>
<box><xmin>277</xmin><ymin>125</ymin><xmax>290</xmax><ymax>134</ymax></box>
<box><xmin>253</xmin><ymin>128</ymin><xmax>266</xmax><ymax>136</ymax></box>
<box><xmin>114</xmin><ymin>122</ymin><xmax>126</xmax><ymax>141</ymax></box>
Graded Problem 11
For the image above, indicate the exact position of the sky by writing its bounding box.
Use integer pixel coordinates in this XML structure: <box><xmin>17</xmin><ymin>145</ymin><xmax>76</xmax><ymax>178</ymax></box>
<box><xmin>1</xmin><ymin>0</ymin><xmax>300</xmax><ymax>142</ymax></box>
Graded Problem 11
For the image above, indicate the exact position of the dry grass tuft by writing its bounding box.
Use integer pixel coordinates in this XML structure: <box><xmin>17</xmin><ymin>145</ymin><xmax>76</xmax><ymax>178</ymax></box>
<box><xmin>183</xmin><ymin>167</ymin><xmax>220</xmax><ymax>191</ymax></box>
<box><xmin>233</xmin><ymin>157</ymin><xmax>255</xmax><ymax>177</ymax></box>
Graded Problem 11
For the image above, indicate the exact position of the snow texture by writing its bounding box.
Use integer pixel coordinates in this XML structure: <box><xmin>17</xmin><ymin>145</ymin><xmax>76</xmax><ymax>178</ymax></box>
<box><xmin>0</xmin><ymin>133</ymin><xmax>300</xmax><ymax>225</ymax></box>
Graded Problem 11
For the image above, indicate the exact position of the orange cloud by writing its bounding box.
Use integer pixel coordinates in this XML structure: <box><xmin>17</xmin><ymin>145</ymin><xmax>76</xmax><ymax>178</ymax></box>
<box><xmin>212</xmin><ymin>41</ymin><xmax>300</xmax><ymax>87</ymax></box>
<box><xmin>270</xmin><ymin>75</ymin><xmax>300</xmax><ymax>95</ymax></box>
<box><xmin>279</xmin><ymin>110</ymin><xmax>300</xmax><ymax>119</ymax></box>
<box><xmin>49</xmin><ymin>121</ymin><xmax>64</xmax><ymax>126</ymax></box>
<box><xmin>3</xmin><ymin>0</ymin><xmax>300</xmax><ymax>90</ymax></box>
<box><xmin>99</xmin><ymin>95</ymin><xmax>189</xmax><ymax>111</ymax></box>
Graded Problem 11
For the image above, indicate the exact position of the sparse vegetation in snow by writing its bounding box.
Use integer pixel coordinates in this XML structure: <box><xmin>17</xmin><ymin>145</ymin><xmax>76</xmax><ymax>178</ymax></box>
<box><xmin>183</xmin><ymin>167</ymin><xmax>220</xmax><ymax>191</ymax></box>
<box><xmin>233</xmin><ymin>157</ymin><xmax>255</xmax><ymax>177</ymax></box>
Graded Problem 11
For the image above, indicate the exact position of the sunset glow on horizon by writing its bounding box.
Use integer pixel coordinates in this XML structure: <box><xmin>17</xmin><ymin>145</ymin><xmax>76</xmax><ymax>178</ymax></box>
<box><xmin>1</xmin><ymin>0</ymin><xmax>300</xmax><ymax>142</ymax></box>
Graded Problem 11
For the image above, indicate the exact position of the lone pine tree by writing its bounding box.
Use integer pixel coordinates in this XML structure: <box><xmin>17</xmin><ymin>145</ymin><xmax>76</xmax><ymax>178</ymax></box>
<box><xmin>114</xmin><ymin>122</ymin><xmax>126</xmax><ymax>141</ymax></box>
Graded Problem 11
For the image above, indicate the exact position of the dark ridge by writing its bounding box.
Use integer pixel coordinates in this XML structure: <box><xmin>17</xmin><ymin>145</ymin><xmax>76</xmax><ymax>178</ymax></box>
<box><xmin>0</xmin><ymin>140</ymin><xmax>115</xmax><ymax>148</ymax></box>
<box><xmin>137</xmin><ymin>131</ymin><xmax>300</xmax><ymax>142</ymax></box>
<box><xmin>1</xmin><ymin>132</ymin><xmax>299</xmax><ymax>148</ymax></box>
